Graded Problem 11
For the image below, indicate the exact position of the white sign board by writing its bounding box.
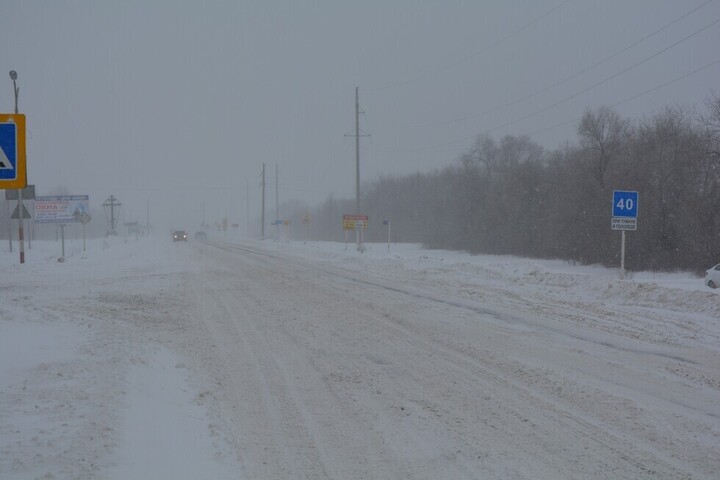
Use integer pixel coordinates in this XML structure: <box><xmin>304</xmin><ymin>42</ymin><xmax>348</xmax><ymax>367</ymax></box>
<box><xmin>611</xmin><ymin>217</ymin><xmax>637</xmax><ymax>231</ymax></box>
<box><xmin>35</xmin><ymin>195</ymin><xmax>90</xmax><ymax>224</ymax></box>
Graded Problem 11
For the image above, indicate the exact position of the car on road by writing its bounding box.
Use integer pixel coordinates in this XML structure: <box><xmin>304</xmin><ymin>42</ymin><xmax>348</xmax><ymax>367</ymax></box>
<box><xmin>194</xmin><ymin>231</ymin><xmax>207</xmax><ymax>241</ymax></box>
<box><xmin>706</xmin><ymin>263</ymin><xmax>720</xmax><ymax>288</ymax></box>
<box><xmin>172</xmin><ymin>230</ymin><xmax>188</xmax><ymax>242</ymax></box>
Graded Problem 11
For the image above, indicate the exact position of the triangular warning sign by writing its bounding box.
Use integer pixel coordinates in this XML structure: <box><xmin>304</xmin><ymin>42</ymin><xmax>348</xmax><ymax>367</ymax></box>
<box><xmin>11</xmin><ymin>203</ymin><xmax>31</xmax><ymax>219</ymax></box>
<box><xmin>0</xmin><ymin>145</ymin><xmax>13</xmax><ymax>170</ymax></box>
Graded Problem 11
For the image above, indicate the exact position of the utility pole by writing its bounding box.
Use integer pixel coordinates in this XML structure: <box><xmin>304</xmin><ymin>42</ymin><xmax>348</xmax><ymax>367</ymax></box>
<box><xmin>344</xmin><ymin>87</ymin><xmax>370</xmax><ymax>251</ymax></box>
<box><xmin>261</xmin><ymin>163</ymin><xmax>265</xmax><ymax>240</ymax></box>
<box><xmin>345</xmin><ymin>87</ymin><xmax>370</xmax><ymax>214</ymax></box>
<box><xmin>355</xmin><ymin>87</ymin><xmax>360</xmax><ymax>214</ymax></box>
<box><xmin>245</xmin><ymin>178</ymin><xmax>249</xmax><ymax>238</ymax></box>
<box><xmin>103</xmin><ymin>195</ymin><xmax>121</xmax><ymax>235</ymax></box>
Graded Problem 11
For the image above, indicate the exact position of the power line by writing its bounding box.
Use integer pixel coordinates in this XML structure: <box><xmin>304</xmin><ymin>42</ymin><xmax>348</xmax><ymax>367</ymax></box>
<box><xmin>485</xmin><ymin>15</ymin><xmax>720</xmax><ymax>135</ymax></box>
<box><xmin>416</xmin><ymin>0</ymin><xmax>715</xmax><ymax>129</ymax></box>
<box><xmin>368</xmin><ymin>0</ymin><xmax>573</xmax><ymax>91</ymax></box>
<box><xmin>369</xmin><ymin>15</ymin><xmax>720</xmax><ymax>154</ymax></box>
<box><xmin>367</xmin><ymin>56</ymin><xmax>720</xmax><ymax>154</ymax></box>
<box><xmin>527</xmin><ymin>57</ymin><xmax>720</xmax><ymax>137</ymax></box>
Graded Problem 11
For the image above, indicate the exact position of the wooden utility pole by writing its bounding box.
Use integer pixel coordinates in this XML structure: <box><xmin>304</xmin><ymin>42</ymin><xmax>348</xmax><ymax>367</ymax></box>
<box><xmin>345</xmin><ymin>87</ymin><xmax>370</xmax><ymax>214</ymax></box>
<box><xmin>355</xmin><ymin>87</ymin><xmax>360</xmax><ymax>214</ymax></box>
<box><xmin>261</xmin><ymin>163</ymin><xmax>265</xmax><ymax>240</ymax></box>
<box><xmin>245</xmin><ymin>178</ymin><xmax>249</xmax><ymax>237</ymax></box>
<box><xmin>102</xmin><ymin>195</ymin><xmax>121</xmax><ymax>236</ymax></box>
<box><xmin>343</xmin><ymin>87</ymin><xmax>370</xmax><ymax>250</ymax></box>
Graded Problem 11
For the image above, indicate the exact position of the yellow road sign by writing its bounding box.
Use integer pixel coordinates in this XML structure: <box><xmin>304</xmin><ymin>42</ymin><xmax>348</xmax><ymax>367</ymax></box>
<box><xmin>343</xmin><ymin>214</ymin><xmax>368</xmax><ymax>231</ymax></box>
<box><xmin>0</xmin><ymin>114</ymin><xmax>27</xmax><ymax>189</ymax></box>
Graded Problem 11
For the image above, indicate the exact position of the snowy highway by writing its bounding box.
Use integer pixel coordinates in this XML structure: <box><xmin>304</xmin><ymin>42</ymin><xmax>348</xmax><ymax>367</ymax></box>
<box><xmin>2</xmin><ymin>235</ymin><xmax>719</xmax><ymax>479</ymax></box>
<box><xmin>186</xmin><ymin>241</ymin><xmax>719</xmax><ymax>479</ymax></box>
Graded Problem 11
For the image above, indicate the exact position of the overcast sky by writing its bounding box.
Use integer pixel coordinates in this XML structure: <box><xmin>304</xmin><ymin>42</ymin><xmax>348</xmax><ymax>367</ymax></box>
<box><xmin>1</xmin><ymin>0</ymin><xmax>719</xmax><ymax>231</ymax></box>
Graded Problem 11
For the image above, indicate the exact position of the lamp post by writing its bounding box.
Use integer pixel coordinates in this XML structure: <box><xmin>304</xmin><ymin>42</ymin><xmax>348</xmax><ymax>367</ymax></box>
<box><xmin>9</xmin><ymin>70</ymin><xmax>18</xmax><ymax>114</ymax></box>
<box><xmin>9</xmin><ymin>70</ymin><xmax>24</xmax><ymax>263</ymax></box>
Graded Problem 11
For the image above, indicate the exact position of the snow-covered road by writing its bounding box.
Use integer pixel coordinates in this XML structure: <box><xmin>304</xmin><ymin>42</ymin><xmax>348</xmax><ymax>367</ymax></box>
<box><xmin>2</xmin><ymin>235</ymin><xmax>719</xmax><ymax>479</ymax></box>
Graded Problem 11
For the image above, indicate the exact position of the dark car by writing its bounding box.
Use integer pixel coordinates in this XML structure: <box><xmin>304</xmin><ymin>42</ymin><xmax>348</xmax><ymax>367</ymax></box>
<box><xmin>172</xmin><ymin>230</ymin><xmax>187</xmax><ymax>242</ymax></box>
<box><xmin>194</xmin><ymin>231</ymin><xmax>207</xmax><ymax>241</ymax></box>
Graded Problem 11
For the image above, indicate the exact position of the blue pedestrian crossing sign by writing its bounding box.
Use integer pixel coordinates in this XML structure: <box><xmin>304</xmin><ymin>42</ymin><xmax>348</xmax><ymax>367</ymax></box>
<box><xmin>0</xmin><ymin>113</ymin><xmax>27</xmax><ymax>189</ymax></box>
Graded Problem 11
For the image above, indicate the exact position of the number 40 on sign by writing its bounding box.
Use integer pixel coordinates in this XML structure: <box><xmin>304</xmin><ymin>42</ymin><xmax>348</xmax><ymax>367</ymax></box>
<box><xmin>611</xmin><ymin>190</ymin><xmax>639</xmax><ymax>277</ymax></box>
<box><xmin>612</xmin><ymin>190</ymin><xmax>638</xmax><ymax>218</ymax></box>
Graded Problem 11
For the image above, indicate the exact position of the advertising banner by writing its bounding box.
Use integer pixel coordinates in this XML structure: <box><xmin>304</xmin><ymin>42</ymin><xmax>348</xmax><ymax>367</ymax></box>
<box><xmin>343</xmin><ymin>214</ymin><xmax>368</xmax><ymax>231</ymax></box>
<box><xmin>35</xmin><ymin>195</ymin><xmax>90</xmax><ymax>224</ymax></box>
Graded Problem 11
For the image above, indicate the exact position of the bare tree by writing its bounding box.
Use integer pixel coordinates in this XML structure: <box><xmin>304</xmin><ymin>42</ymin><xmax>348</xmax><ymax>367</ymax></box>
<box><xmin>578</xmin><ymin>107</ymin><xmax>632</xmax><ymax>187</ymax></box>
<box><xmin>305</xmin><ymin>98</ymin><xmax>718</xmax><ymax>272</ymax></box>
<box><xmin>703</xmin><ymin>92</ymin><xmax>720</xmax><ymax>160</ymax></box>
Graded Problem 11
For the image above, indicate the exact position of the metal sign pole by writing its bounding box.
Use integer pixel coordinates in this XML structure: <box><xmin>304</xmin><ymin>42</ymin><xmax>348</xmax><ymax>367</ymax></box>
<box><xmin>8</xmin><ymin>73</ymin><xmax>24</xmax><ymax>261</ymax></box>
<box><xmin>620</xmin><ymin>230</ymin><xmax>626</xmax><ymax>278</ymax></box>
<box><xmin>28</xmin><ymin>199</ymin><xmax>31</xmax><ymax>249</ymax></box>
<box><xmin>612</xmin><ymin>190</ymin><xmax>638</xmax><ymax>279</ymax></box>
<box><xmin>6</xmin><ymin>200</ymin><xmax>11</xmax><ymax>252</ymax></box>
<box><xmin>60</xmin><ymin>224</ymin><xmax>65</xmax><ymax>261</ymax></box>
<box><xmin>18</xmin><ymin>187</ymin><xmax>24</xmax><ymax>263</ymax></box>
<box><xmin>27</xmin><ymin>201</ymin><xmax>31</xmax><ymax>250</ymax></box>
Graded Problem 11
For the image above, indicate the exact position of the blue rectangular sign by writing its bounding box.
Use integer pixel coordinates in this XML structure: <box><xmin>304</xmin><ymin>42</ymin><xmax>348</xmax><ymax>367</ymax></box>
<box><xmin>612</xmin><ymin>190</ymin><xmax>638</xmax><ymax>218</ymax></box>
<box><xmin>0</xmin><ymin>114</ymin><xmax>26</xmax><ymax>188</ymax></box>
<box><xmin>0</xmin><ymin>122</ymin><xmax>18</xmax><ymax>180</ymax></box>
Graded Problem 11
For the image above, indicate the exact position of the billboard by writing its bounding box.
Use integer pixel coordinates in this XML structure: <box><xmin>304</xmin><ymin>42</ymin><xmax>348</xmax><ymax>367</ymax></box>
<box><xmin>35</xmin><ymin>195</ymin><xmax>90</xmax><ymax>224</ymax></box>
<box><xmin>343</xmin><ymin>214</ymin><xmax>368</xmax><ymax>231</ymax></box>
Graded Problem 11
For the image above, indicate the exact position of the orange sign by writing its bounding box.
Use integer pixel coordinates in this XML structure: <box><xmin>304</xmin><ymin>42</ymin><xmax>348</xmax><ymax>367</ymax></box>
<box><xmin>0</xmin><ymin>113</ymin><xmax>26</xmax><ymax>189</ymax></box>
<box><xmin>343</xmin><ymin>214</ymin><xmax>368</xmax><ymax>231</ymax></box>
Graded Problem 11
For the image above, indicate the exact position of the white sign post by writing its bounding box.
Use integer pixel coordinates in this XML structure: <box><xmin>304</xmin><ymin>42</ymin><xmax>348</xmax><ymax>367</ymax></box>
<box><xmin>611</xmin><ymin>191</ymin><xmax>639</xmax><ymax>277</ymax></box>
<box><xmin>383</xmin><ymin>219</ymin><xmax>391</xmax><ymax>252</ymax></box>
<box><xmin>35</xmin><ymin>195</ymin><xmax>90</xmax><ymax>261</ymax></box>
<box><xmin>343</xmin><ymin>214</ymin><xmax>368</xmax><ymax>253</ymax></box>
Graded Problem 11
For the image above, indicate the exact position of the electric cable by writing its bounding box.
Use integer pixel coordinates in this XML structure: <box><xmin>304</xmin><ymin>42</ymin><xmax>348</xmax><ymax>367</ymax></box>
<box><xmin>368</xmin><ymin>16</ymin><xmax>720</xmax><ymax>154</ymax></box>
<box><xmin>415</xmin><ymin>0</ymin><xmax>715</xmax><ymax>129</ymax></box>
<box><xmin>368</xmin><ymin>0</ymin><xmax>573</xmax><ymax>91</ymax></box>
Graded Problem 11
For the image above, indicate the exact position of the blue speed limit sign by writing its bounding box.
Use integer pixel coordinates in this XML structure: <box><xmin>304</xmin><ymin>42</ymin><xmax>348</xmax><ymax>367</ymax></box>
<box><xmin>612</xmin><ymin>191</ymin><xmax>638</xmax><ymax>218</ymax></box>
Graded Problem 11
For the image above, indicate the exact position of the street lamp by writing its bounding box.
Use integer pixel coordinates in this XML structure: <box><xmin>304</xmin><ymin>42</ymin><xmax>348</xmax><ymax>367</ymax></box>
<box><xmin>9</xmin><ymin>70</ymin><xmax>18</xmax><ymax>114</ymax></box>
<box><xmin>8</xmin><ymin>70</ymin><xmax>24</xmax><ymax>263</ymax></box>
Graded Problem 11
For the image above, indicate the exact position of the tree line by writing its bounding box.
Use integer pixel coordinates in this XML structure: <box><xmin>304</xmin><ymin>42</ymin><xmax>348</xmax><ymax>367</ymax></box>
<box><xmin>302</xmin><ymin>99</ymin><xmax>720</xmax><ymax>273</ymax></box>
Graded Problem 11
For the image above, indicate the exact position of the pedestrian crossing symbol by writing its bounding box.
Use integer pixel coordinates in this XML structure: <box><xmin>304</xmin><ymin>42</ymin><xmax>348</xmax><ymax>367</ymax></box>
<box><xmin>0</xmin><ymin>124</ymin><xmax>16</xmax><ymax>171</ymax></box>
<box><xmin>0</xmin><ymin>114</ymin><xmax>26</xmax><ymax>189</ymax></box>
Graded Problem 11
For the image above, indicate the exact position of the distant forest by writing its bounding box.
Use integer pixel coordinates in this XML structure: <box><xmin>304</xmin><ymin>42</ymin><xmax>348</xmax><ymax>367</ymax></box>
<box><xmin>297</xmin><ymin>98</ymin><xmax>720</xmax><ymax>273</ymax></box>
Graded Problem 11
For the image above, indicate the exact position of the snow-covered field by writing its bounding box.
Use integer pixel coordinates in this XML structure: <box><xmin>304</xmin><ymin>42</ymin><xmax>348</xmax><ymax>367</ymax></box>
<box><xmin>1</xmin><ymin>233</ymin><xmax>718</xmax><ymax>479</ymax></box>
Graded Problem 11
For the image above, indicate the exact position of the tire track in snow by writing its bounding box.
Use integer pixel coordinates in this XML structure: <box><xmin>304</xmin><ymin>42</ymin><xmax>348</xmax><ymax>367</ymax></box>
<box><xmin>201</xmin><ymin>241</ymin><xmax>715</xmax><ymax>478</ymax></box>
